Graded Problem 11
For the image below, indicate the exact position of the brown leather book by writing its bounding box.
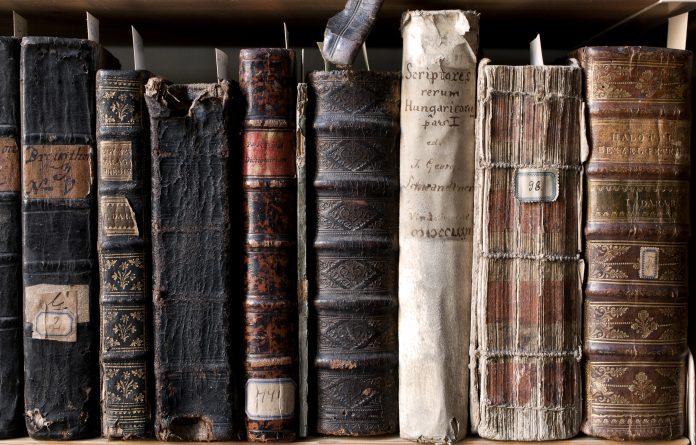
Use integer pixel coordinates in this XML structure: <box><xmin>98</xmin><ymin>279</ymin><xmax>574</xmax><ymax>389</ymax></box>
<box><xmin>470</xmin><ymin>60</ymin><xmax>583</xmax><ymax>440</ymax></box>
<box><xmin>577</xmin><ymin>46</ymin><xmax>691</xmax><ymax>440</ymax></box>
<box><xmin>308</xmin><ymin>70</ymin><xmax>399</xmax><ymax>436</ymax></box>
<box><xmin>240</xmin><ymin>48</ymin><xmax>298</xmax><ymax>442</ymax></box>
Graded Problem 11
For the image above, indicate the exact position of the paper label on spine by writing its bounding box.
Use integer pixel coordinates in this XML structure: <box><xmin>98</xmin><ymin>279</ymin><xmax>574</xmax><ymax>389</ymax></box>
<box><xmin>99</xmin><ymin>140</ymin><xmax>133</xmax><ymax>181</ymax></box>
<box><xmin>515</xmin><ymin>168</ymin><xmax>559</xmax><ymax>202</ymax></box>
<box><xmin>639</xmin><ymin>247</ymin><xmax>659</xmax><ymax>280</ymax></box>
<box><xmin>23</xmin><ymin>145</ymin><xmax>91</xmax><ymax>199</ymax></box>
<box><xmin>25</xmin><ymin>284</ymin><xmax>89</xmax><ymax>342</ymax></box>
<box><xmin>243</xmin><ymin>131</ymin><xmax>295</xmax><ymax>176</ymax></box>
<box><xmin>245</xmin><ymin>378</ymin><xmax>296</xmax><ymax>420</ymax></box>
<box><xmin>101</xmin><ymin>196</ymin><xmax>139</xmax><ymax>236</ymax></box>
<box><xmin>0</xmin><ymin>137</ymin><xmax>19</xmax><ymax>192</ymax></box>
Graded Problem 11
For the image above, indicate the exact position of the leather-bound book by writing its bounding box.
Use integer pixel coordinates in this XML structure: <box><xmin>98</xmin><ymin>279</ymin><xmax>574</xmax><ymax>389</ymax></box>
<box><xmin>97</xmin><ymin>69</ymin><xmax>153</xmax><ymax>439</ymax></box>
<box><xmin>20</xmin><ymin>37</ymin><xmax>119</xmax><ymax>439</ymax></box>
<box><xmin>577</xmin><ymin>46</ymin><xmax>691</xmax><ymax>440</ymax></box>
<box><xmin>0</xmin><ymin>36</ymin><xmax>22</xmax><ymax>439</ymax></box>
<box><xmin>398</xmin><ymin>10</ymin><xmax>478</xmax><ymax>442</ymax></box>
<box><xmin>470</xmin><ymin>60</ymin><xmax>583</xmax><ymax>440</ymax></box>
<box><xmin>145</xmin><ymin>78</ymin><xmax>236</xmax><ymax>441</ymax></box>
<box><xmin>240</xmin><ymin>48</ymin><xmax>298</xmax><ymax>442</ymax></box>
<box><xmin>308</xmin><ymin>70</ymin><xmax>400</xmax><ymax>436</ymax></box>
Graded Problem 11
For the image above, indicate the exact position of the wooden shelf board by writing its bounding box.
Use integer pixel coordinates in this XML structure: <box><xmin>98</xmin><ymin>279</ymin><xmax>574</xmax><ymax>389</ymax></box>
<box><xmin>0</xmin><ymin>0</ymin><xmax>690</xmax><ymax>48</ymax></box>
<box><xmin>0</xmin><ymin>436</ymin><xmax>689</xmax><ymax>445</ymax></box>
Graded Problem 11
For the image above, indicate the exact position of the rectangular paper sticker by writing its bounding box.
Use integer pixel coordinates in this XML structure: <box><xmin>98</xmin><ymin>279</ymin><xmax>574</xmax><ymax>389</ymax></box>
<box><xmin>25</xmin><ymin>284</ymin><xmax>89</xmax><ymax>342</ymax></box>
<box><xmin>23</xmin><ymin>145</ymin><xmax>92</xmax><ymax>199</ymax></box>
<box><xmin>99</xmin><ymin>140</ymin><xmax>133</xmax><ymax>181</ymax></box>
<box><xmin>0</xmin><ymin>137</ymin><xmax>19</xmax><ymax>192</ymax></box>
<box><xmin>245</xmin><ymin>378</ymin><xmax>296</xmax><ymax>420</ymax></box>
<box><xmin>515</xmin><ymin>168</ymin><xmax>559</xmax><ymax>203</ymax></box>
<box><xmin>639</xmin><ymin>247</ymin><xmax>659</xmax><ymax>280</ymax></box>
<box><xmin>243</xmin><ymin>131</ymin><xmax>296</xmax><ymax>177</ymax></box>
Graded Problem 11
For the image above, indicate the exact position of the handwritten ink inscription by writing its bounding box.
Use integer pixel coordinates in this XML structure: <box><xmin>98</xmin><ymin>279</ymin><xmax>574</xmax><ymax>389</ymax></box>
<box><xmin>23</xmin><ymin>145</ymin><xmax>91</xmax><ymax>199</ymax></box>
<box><xmin>401</xmin><ymin>54</ymin><xmax>476</xmax><ymax>240</ymax></box>
<box><xmin>245</xmin><ymin>378</ymin><xmax>296</xmax><ymax>420</ymax></box>
<box><xmin>99</xmin><ymin>140</ymin><xmax>133</xmax><ymax>181</ymax></box>
<box><xmin>0</xmin><ymin>137</ymin><xmax>19</xmax><ymax>192</ymax></box>
<box><xmin>639</xmin><ymin>247</ymin><xmax>659</xmax><ymax>280</ymax></box>
<box><xmin>25</xmin><ymin>284</ymin><xmax>89</xmax><ymax>342</ymax></box>
<box><xmin>515</xmin><ymin>169</ymin><xmax>559</xmax><ymax>203</ymax></box>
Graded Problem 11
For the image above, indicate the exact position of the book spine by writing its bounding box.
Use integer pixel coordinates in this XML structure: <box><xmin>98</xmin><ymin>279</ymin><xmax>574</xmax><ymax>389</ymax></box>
<box><xmin>296</xmin><ymin>82</ymin><xmax>309</xmax><ymax>439</ymax></box>
<box><xmin>398</xmin><ymin>10</ymin><xmax>479</xmax><ymax>442</ymax></box>
<box><xmin>471</xmin><ymin>61</ymin><xmax>583</xmax><ymax>440</ymax></box>
<box><xmin>0</xmin><ymin>36</ymin><xmax>23</xmax><ymax>439</ymax></box>
<box><xmin>145</xmin><ymin>78</ymin><xmax>236</xmax><ymax>441</ymax></box>
<box><xmin>308</xmin><ymin>70</ymin><xmax>400</xmax><ymax>436</ymax></box>
<box><xmin>20</xmin><ymin>37</ymin><xmax>118</xmax><ymax>439</ymax></box>
<box><xmin>579</xmin><ymin>46</ymin><xmax>691</xmax><ymax>440</ymax></box>
<box><xmin>96</xmin><ymin>69</ymin><xmax>153</xmax><ymax>439</ymax></box>
<box><xmin>240</xmin><ymin>48</ymin><xmax>298</xmax><ymax>442</ymax></box>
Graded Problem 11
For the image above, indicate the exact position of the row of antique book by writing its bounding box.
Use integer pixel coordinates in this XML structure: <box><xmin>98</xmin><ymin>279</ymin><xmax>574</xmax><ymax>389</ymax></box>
<box><xmin>0</xmin><ymin>9</ymin><xmax>690</xmax><ymax>444</ymax></box>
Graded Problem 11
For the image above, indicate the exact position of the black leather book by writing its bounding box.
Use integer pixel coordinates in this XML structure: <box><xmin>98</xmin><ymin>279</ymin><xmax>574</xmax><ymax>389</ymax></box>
<box><xmin>145</xmin><ymin>78</ymin><xmax>237</xmax><ymax>441</ymax></box>
<box><xmin>308</xmin><ymin>70</ymin><xmax>400</xmax><ymax>436</ymax></box>
<box><xmin>20</xmin><ymin>37</ymin><xmax>119</xmax><ymax>439</ymax></box>
<box><xmin>0</xmin><ymin>36</ymin><xmax>23</xmax><ymax>439</ymax></box>
<box><xmin>97</xmin><ymin>69</ymin><xmax>153</xmax><ymax>439</ymax></box>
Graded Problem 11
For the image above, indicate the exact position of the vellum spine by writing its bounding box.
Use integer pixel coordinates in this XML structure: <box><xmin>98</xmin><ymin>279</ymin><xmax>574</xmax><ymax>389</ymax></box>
<box><xmin>398</xmin><ymin>10</ymin><xmax>479</xmax><ymax>443</ymax></box>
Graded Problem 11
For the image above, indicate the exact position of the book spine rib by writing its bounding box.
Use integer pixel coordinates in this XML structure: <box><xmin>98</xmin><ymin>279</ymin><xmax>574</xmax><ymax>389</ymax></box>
<box><xmin>309</xmin><ymin>70</ymin><xmax>400</xmax><ymax>436</ymax></box>
<box><xmin>240</xmin><ymin>48</ymin><xmax>299</xmax><ymax>442</ymax></box>
<box><xmin>97</xmin><ymin>70</ymin><xmax>152</xmax><ymax>439</ymax></box>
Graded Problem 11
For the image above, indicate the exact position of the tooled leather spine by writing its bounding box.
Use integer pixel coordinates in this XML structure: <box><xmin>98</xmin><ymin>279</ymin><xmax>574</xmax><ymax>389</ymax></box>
<box><xmin>240</xmin><ymin>48</ymin><xmax>298</xmax><ymax>442</ymax></box>
<box><xmin>308</xmin><ymin>70</ymin><xmax>400</xmax><ymax>436</ymax></box>
<box><xmin>578</xmin><ymin>46</ymin><xmax>691</xmax><ymax>440</ymax></box>
<box><xmin>97</xmin><ymin>69</ymin><xmax>153</xmax><ymax>439</ymax></box>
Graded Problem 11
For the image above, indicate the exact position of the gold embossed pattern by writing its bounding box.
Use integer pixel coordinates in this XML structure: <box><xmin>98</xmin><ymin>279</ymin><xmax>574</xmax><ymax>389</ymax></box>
<box><xmin>101</xmin><ymin>196</ymin><xmax>139</xmax><ymax>236</ymax></box>
<box><xmin>586</xmin><ymin>362</ymin><xmax>684</xmax><ymax>437</ymax></box>
<box><xmin>589</xmin><ymin>119</ymin><xmax>690</xmax><ymax>165</ymax></box>
<box><xmin>587</xmin><ymin>241</ymin><xmax>687</xmax><ymax>285</ymax></box>
<box><xmin>98</xmin><ymin>78</ymin><xmax>143</xmax><ymax>127</ymax></box>
<box><xmin>585</xmin><ymin>302</ymin><xmax>687</xmax><ymax>346</ymax></box>
<box><xmin>586</xmin><ymin>60</ymin><xmax>689</xmax><ymax>103</ymax></box>
<box><xmin>587</xmin><ymin>179</ymin><xmax>689</xmax><ymax>224</ymax></box>
<box><xmin>99</xmin><ymin>140</ymin><xmax>133</xmax><ymax>181</ymax></box>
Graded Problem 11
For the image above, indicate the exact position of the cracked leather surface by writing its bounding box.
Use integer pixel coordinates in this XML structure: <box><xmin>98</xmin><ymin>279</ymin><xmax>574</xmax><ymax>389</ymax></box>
<box><xmin>21</xmin><ymin>37</ymin><xmax>119</xmax><ymax>440</ymax></box>
<box><xmin>146</xmin><ymin>78</ymin><xmax>237</xmax><ymax>441</ymax></box>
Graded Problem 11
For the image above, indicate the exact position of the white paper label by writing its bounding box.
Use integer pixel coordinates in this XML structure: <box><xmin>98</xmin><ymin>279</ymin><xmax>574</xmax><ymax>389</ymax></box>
<box><xmin>515</xmin><ymin>168</ymin><xmax>559</xmax><ymax>203</ymax></box>
<box><xmin>639</xmin><ymin>247</ymin><xmax>659</xmax><ymax>280</ymax></box>
<box><xmin>245</xmin><ymin>378</ymin><xmax>296</xmax><ymax>420</ymax></box>
<box><xmin>24</xmin><ymin>284</ymin><xmax>89</xmax><ymax>342</ymax></box>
